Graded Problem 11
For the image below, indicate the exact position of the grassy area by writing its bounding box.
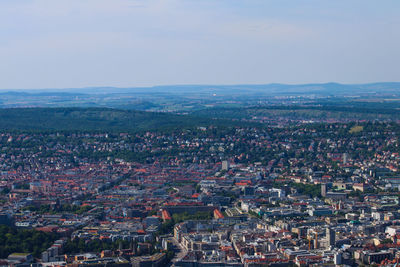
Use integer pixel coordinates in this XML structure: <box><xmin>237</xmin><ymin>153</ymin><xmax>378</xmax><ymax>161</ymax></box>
<box><xmin>349</xmin><ymin>125</ymin><xmax>364</xmax><ymax>133</ymax></box>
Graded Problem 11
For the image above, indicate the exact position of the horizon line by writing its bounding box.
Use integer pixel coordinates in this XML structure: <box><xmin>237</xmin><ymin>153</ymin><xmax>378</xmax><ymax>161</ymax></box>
<box><xmin>0</xmin><ymin>81</ymin><xmax>400</xmax><ymax>91</ymax></box>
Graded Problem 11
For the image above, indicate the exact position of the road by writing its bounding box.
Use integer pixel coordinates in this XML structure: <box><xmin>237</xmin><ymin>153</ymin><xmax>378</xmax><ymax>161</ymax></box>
<box><xmin>168</xmin><ymin>237</ymin><xmax>187</xmax><ymax>267</ymax></box>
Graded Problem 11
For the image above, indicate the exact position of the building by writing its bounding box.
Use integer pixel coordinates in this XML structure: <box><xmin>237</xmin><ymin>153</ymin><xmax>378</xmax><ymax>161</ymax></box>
<box><xmin>362</xmin><ymin>251</ymin><xmax>392</xmax><ymax>265</ymax></box>
<box><xmin>221</xmin><ymin>161</ymin><xmax>230</xmax><ymax>171</ymax></box>
<box><xmin>321</xmin><ymin>184</ymin><xmax>327</xmax><ymax>197</ymax></box>
<box><xmin>131</xmin><ymin>253</ymin><xmax>166</xmax><ymax>267</ymax></box>
<box><xmin>326</xmin><ymin>228</ymin><xmax>335</xmax><ymax>247</ymax></box>
<box><xmin>308</xmin><ymin>207</ymin><xmax>332</xmax><ymax>217</ymax></box>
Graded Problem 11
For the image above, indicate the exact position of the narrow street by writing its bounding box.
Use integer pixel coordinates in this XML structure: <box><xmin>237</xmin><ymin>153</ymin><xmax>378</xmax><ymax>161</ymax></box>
<box><xmin>168</xmin><ymin>237</ymin><xmax>187</xmax><ymax>267</ymax></box>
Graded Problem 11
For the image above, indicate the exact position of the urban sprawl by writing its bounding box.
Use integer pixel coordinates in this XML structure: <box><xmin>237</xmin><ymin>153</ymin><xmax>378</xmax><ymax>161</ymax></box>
<box><xmin>1</xmin><ymin>122</ymin><xmax>400</xmax><ymax>266</ymax></box>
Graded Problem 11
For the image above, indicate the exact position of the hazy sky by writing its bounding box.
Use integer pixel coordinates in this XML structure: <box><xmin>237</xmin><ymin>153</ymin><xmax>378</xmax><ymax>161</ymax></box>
<box><xmin>0</xmin><ymin>0</ymin><xmax>399</xmax><ymax>89</ymax></box>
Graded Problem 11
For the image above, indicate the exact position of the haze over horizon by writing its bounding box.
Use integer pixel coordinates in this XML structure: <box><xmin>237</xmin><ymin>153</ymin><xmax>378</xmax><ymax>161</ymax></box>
<box><xmin>0</xmin><ymin>82</ymin><xmax>399</xmax><ymax>93</ymax></box>
<box><xmin>1</xmin><ymin>0</ymin><xmax>399</xmax><ymax>89</ymax></box>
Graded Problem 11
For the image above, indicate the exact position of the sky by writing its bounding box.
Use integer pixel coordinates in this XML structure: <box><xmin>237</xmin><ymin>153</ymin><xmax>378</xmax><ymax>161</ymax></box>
<box><xmin>0</xmin><ymin>0</ymin><xmax>399</xmax><ymax>89</ymax></box>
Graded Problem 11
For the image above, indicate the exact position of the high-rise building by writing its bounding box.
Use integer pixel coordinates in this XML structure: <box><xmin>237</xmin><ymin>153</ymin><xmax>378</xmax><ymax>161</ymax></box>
<box><xmin>327</xmin><ymin>228</ymin><xmax>335</xmax><ymax>247</ymax></box>
<box><xmin>321</xmin><ymin>184</ymin><xmax>327</xmax><ymax>197</ymax></box>
<box><xmin>221</xmin><ymin>160</ymin><xmax>229</xmax><ymax>171</ymax></box>
<box><xmin>343</xmin><ymin>153</ymin><xmax>348</xmax><ymax>164</ymax></box>
<box><xmin>334</xmin><ymin>252</ymin><xmax>342</xmax><ymax>265</ymax></box>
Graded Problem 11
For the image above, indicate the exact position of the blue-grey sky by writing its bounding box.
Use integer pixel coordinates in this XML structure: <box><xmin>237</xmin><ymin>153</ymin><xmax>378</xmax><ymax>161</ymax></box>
<box><xmin>0</xmin><ymin>0</ymin><xmax>399</xmax><ymax>89</ymax></box>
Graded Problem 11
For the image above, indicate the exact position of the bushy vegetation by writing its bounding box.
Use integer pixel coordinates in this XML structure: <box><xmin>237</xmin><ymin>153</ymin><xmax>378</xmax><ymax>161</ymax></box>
<box><xmin>0</xmin><ymin>225</ymin><xmax>59</xmax><ymax>258</ymax></box>
<box><xmin>22</xmin><ymin>204</ymin><xmax>92</xmax><ymax>215</ymax></box>
<box><xmin>191</xmin><ymin>105</ymin><xmax>400</xmax><ymax>122</ymax></box>
<box><xmin>0</xmin><ymin>107</ymin><xmax>251</xmax><ymax>132</ymax></box>
<box><xmin>273</xmin><ymin>182</ymin><xmax>321</xmax><ymax>198</ymax></box>
<box><xmin>291</xmin><ymin>182</ymin><xmax>322</xmax><ymax>198</ymax></box>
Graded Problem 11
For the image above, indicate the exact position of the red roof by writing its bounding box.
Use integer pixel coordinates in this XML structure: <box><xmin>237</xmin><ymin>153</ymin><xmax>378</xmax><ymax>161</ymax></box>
<box><xmin>214</xmin><ymin>209</ymin><xmax>224</xmax><ymax>219</ymax></box>
<box><xmin>162</xmin><ymin>210</ymin><xmax>172</xmax><ymax>220</ymax></box>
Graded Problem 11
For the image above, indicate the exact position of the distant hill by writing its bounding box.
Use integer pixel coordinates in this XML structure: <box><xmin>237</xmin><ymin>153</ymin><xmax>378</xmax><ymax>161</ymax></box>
<box><xmin>0</xmin><ymin>82</ymin><xmax>399</xmax><ymax>112</ymax></box>
<box><xmin>0</xmin><ymin>108</ymin><xmax>246</xmax><ymax>131</ymax></box>
<box><xmin>3</xmin><ymin>82</ymin><xmax>399</xmax><ymax>95</ymax></box>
